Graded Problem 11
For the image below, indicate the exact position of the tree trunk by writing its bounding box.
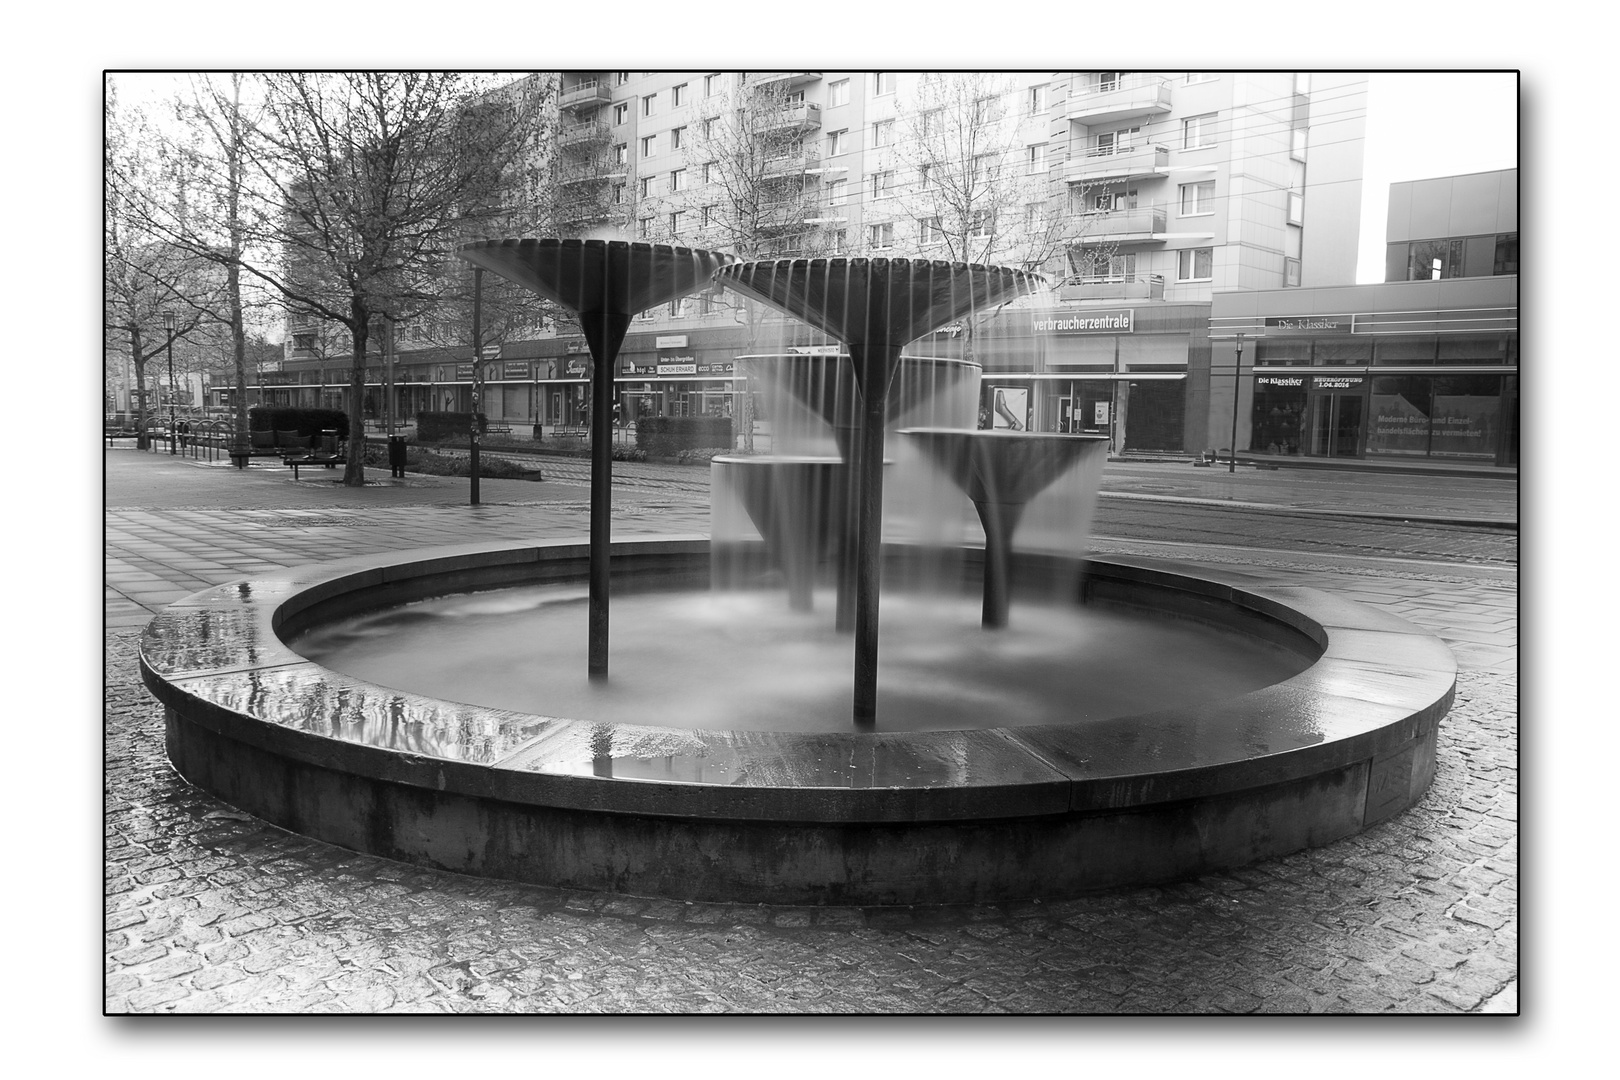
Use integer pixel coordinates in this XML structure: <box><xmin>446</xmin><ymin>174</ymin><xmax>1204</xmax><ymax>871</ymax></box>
<box><xmin>343</xmin><ymin>313</ymin><xmax>368</xmax><ymax>486</ymax></box>
<box><xmin>130</xmin><ymin>326</ymin><xmax>149</xmax><ymax>450</ymax></box>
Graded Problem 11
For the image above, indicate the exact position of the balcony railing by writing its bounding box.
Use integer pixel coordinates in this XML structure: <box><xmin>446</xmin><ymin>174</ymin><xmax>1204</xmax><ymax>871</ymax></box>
<box><xmin>759</xmin><ymin>101</ymin><xmax>822</xmax><ymax>133</ymax></box>
<box><xmin>1068</xmin><ymin>74</ymin><xmax>1174</xmax><ymax>124</ymax></box>
<box><xmin>762</xmin><ymin>146</ymin><xmax>824</xmax><ymax>179</ymax></box>
<box><xmin>746</xmin><ymin>72</ymin><xmax>823</xmax><ymax>90</ymax></box>
<box><xmin>559</xmin><ymin>80</ymin><xmax>613</xmax><ymax>112</ymax></box>
<box><xmin>1057</xmin><ymin>274</ymin><xmax>1165</xmax><ymax>301</ymax></box>
<box><xmin>1070</xmin><ymin>205</ymin><xmax>1167</xmax><ymax>240</ymax></box>
<box><xmin>559</xmin><ymin>119</ymin><xmax>612</xmax><ymax>148</ymax></box>
<box><xmin>557</xmin><ymin>157</ymin><xmax>624</xmax><ymax>186</ymax></box>
<box><xmin>1063</xmin><ymin>143</ymin><xmax>1169</xmax><ymax>182</ymax></box>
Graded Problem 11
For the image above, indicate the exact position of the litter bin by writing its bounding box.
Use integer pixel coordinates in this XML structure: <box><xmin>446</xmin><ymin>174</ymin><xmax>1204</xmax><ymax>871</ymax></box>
<box><xmin>387</xmin><ymin>435</ymin><xmax>408</xmax><ymax>478</ymax></box>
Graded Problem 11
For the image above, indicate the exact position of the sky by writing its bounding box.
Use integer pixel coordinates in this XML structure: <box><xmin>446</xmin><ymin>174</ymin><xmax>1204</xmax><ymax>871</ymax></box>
<box><xmin>1355</xmin><ymin>71</ymin><xmax>1519</xmax><ymax>282</ymax></box>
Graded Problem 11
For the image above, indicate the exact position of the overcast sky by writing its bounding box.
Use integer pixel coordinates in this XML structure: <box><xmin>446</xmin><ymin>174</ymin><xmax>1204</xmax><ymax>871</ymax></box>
<box><xmin>1356</xmin><ymin>71</ymin><xmax>1519</xmax><ymax>282</ymax></box>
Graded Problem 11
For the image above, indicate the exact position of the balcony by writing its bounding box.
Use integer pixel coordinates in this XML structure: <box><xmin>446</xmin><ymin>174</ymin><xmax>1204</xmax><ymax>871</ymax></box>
<box><xmin>754</xmin><ymin>195</ymin><xmax>817</xmax><ymax>233</ymax></box>
<box><xmin>557</xmin><ymin>157</ymin><xmax>624</xmax><ymax>187</ymax></box>
<box><xmin>1058</xmin><ymin>274</ymin><xmax>1165</xmax><ymax>302</ymax></box>
<box><xmin>556</xmin><ymin>195</ymin><xmax>612</xmax><ymax>226</ymax></box>
<box><xmin>763</xmin><ymin>146</ymin><xmax>825</xmax><ymax>179</ymax></box>
<box><xmin>1069</xmin><ymin>205</ymin><xmax>1167</xmax><ymax>242</ymax></box>
<box><xmin>746</xmin><ymin>72</ymin><xmax>823</xmax><ymax>90</ymax></box>
<box><xmin>559</xmin><ymin>80</ymin><xmax>613</xmax><ymax>112</ymax></box>
<box><xmin>559</xmin><ymin>119</ymin><xmax>612</xmax><ymax>149</ymax></box>
<box><xmin>759</xmin><ymin>101</ymin><xmax>822</xmax><ymax>134</ymax></box>
<box><xmin>1063</xmin><ymin>143</ymin><xmax>1169</xmax><ymax>183</ymax></box>
<box><xmin>1067</xmin><ymin>74</ymin><xmax>1174</xmax><ymax>125</ymax></box>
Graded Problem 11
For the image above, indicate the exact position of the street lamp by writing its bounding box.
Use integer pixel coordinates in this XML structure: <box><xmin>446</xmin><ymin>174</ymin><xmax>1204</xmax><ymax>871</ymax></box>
<box><xmin>162</xmin><ymin>311</ymin><xmax>178</xmax><ymax>455</ymax></box>
<box><xmin>1228</xmin><ymin>332</ymin><xmax>1244</xmax><ymax>474</ymax></box>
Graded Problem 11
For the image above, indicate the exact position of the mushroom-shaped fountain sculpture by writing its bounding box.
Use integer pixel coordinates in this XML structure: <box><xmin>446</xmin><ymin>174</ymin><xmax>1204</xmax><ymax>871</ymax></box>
<box><xmin>903</xmin><ymin>428</ymin><xmax>1110</xmax><ymax>629</ymax></box>
<box><xmin>715</xmin><ymin>257</ymin><xmax>1045</xmax><ymax>727</ymax></box>
<box><xmin>456</xmin><ymin>239</ymin><xmax>734</xmax><ymax>679</ymax></box>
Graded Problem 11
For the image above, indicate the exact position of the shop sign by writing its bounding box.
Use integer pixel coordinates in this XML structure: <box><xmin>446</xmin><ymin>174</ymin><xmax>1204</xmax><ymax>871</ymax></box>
<box><xmin>455</xmin><ymin>363</ymin><xmax>475</xmax><ymax>379</ymax></box>
<box><xmin>1032</xmin><ymin>309</ymin><xmax>1133</xmax><ymax>334</ymax></box>
<box><xmin>1312</xmin><ymin>376</ymin><xmax>1364</xmax><ymax>390</ymax></box>
<box><xmin>1256</xmin><ymin>376</ymin><xmax>1306</xmax><ymax>388</ymax></box>
<box><xmin>699</xmin><ymin>361</ymin><xmax>735</xmax><ymax>375</ymax></box>
<box><xmin>655</xmin><ymin>335</ymin><xmax>689</xmax><ymax>349</ymax></box>
<box><xmin>502</xmin><ymin>361</ymin><xmax>530</xmax><ymax>379</ymax></box>
<box><xmin>788</xmin><ymin>345</ymin><xmax>843</xmax><ymax>355</ymax></box>
<box><xmin>1264</xmin><ymin>316</ymin><xmax>1350</xmax><ymax>332</ymax></box>
<box><xmin>658</xmin><ymin>358</ymin><xmax>698</xmax><ymax>375</ymax></box>
<box><xmin>565</xmin><ymin>358</ymin><xmax>588</xmax><ymax>376</ymax></box>
<box><xmin>566</xmin><ymin>340</ymin><xmax>589</xmax><ymax>353</ymax></box>
<box><xmin>481</xmin><ymin>344</ymin><xmax>502</xmax><ymax>360</ymax></box>
<box><xmin>627</xmin><ymin>362</ymin><xmax>659</xmax><ymax>375</ymax></box>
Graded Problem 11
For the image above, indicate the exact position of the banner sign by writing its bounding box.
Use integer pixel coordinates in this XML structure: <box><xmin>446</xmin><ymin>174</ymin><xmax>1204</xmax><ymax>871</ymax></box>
<box><xmin>455</xmin><ymin>363</ymin><xmax>475</xmax><ymax>380</ymax></box>
<box><xmin>1032</xmin><ymin>309</ymin><xmax>1134</xmax><ymax>334</ymax></box>
<box><xmin>502</xmin><ymin>361</ymin><xmax>530</xmax><ymax>379</ymax></box>
<box><xmin>1312</xmin><ymin>376</ymin><xmax>1364</xmax><ymax>390</ymax></box>
<box><xmin>1264</xmin><ymin>316</ymin><xmax>1350</xmax><ymax>333</ymax></box>
<box><xmin>655</xmin><ymin>335</ymin><xmax>689</xmax><ymax>349</ymax></box>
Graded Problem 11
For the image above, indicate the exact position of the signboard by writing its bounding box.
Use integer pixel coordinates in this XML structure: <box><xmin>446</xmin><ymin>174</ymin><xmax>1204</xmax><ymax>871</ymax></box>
<box><xmin>658</xmin><ymin>361</ymin><xmax>698</xmax><ymax>376</ymax></box>
<box><xmin>502</xmin><ymin>361</ymin><xmax>530</xmax><ymax>379</ymax></box>
<box><xmin>1094</xmin><ymin>401</ymin><xmax>1110</xmax><ymax>425</ymax></box>
<box><xmin>787</xmin><ymin>345</ymin><xmax>843</xmax><ymax>355</ymax></box>
<box><xmin>1256</xmin><ymin>375</ymin><xmax>1307</xmax><ymax>388</ymax></box>
<box><xmin>1264</xmin><ymin>316</ymin><xmax>1350</xmax><ymax>333</ymax></box>
<box><xmin>699</xmin><ymin>361</ymin><xmax>736</xmax><ymax>375</ymax></box>
<box><xmin>566</xmin><ymin>340</ymin><xmax>589</xmax><ymax>353</ymax></box>
<box><xmin>455</xmin><ymin>363</ymin><xmax>475</xmax><ymax>380</ymax></box>
<box><xmin>565</xmin><ymin>358</ymin><xmax>588</xmax><ymax>376</ymax></box>
<box><xmin>655</xmin><ymin>335</ymin><xmax>689</xmax><ymax>349</ymax></box>
<box><xmin>1312</xmin><ymin>376</ymin><xmax>1364</xmax><ymax>390</ymax></box>
<box><xmin>481</xmin><ymin>344</ymin><xmax>502</xmax><ymax>360</ymax></box>
<box><xmin>991</xmin><ymin>387</ymin><xmax>1028</xmax><ymax>431</ymax></box>
<box><xmin>1033</xmin><ymin>309</ymin><xmax>1134</xmax><ymax>334</ymax></box>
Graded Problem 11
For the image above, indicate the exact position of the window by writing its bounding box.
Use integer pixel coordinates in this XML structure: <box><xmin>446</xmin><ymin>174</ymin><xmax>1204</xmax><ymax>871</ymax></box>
<box><xmin>1028</xmin><ymin>85</ymin><xmax>1047</xmax><ymax>115</ymax></box>
<box><xmin>670</xmin><ymin>126</ymin><xmax>685</xmax><ymax>150</ymax></box>
<box><xmin>642</xmin><ymin>94</ymin><xmax>656</xmax><ymax>117</ymax></box>
<box><xmin>829</xmin><ymin>79</ymin><xmax>849</xmax><ymax>107</ymax></box>
<box><xmin>1085</xmin><ymin>187</ymin><xmax>1137</xmax><ymax>213</ymax></box>
<box><xmin>1291</xmin><ymin>127</ymin><xmax>1308</xmax><ymax>161</ymax></box>
<box><xmin>613</xmin><ymin>103</ymin><xmax>628</xmax><ymax>125</ymax></box>
<box><xmin>701</xmin><ymin>204</ymin><xmax>716</xmax><ymax>227</ymax></box>
<box><xmin>828</xmin><ymin>129</ymin><xmax>848</xmax><ymax>155</ymax></box>
<box><xmin>827</xmin><ymin>177</ymin><xmax>847</xmax><ymax>205</ymax></box>
<box><xmin>1184</xmin><ymin>73</ymin><xmax>1216</xmax><ymax>85</ymax></box>
<box><xmin>1176</xmin><ymin>247</ymin><xmax>1213</xmax><ymax>281</ymax></box>
<box><xmin>872</xmin><ymin>119</ymin><xmax>894</xmax><ymax>147</ymax></box>
<box><xmin>638</xmin><ymin>217</ymin><xmax>652</xmax><ymax>238</ymax></box>
<box><xmin>1026</xmin><ymin>144</ymin><xmax>1045</xmax><ymax>174</ymax></box>
<box><xmin>1285</xmin><ymin>257</ymin><xmax>1301</xmax><ymax>286</ymax></box>
<box><xmin>670</xmin><ymin>297</ymin><xmax>689</xmax><ymax>318</ymax></box>
<box><xmin>616</xmin><ymin>72</ymin><xmax>631</xmax><ymax>85</ymax></box>
<box><xmin>670</xmin><ymin>210</ymin><xmax>687</xmax><ymax>235</ymax></box>
<box><xmin>969</xmin><ymin>211</ymin><xmax>993</xmax><ymax>238</ymax></box>
<box><xmin>669</xmin><ymin>168</ymin><xmax>686</xmax><ymax>192</ymax></box>
<box><xmin>702</xmin><ymin>118</ymin><xmax>717</xmax><ymax>140</ymax></box>
<box><xmin>870</xmin><ymin>170</ymin><xmax>893</xmax><ymax>198</ymax></box>
<box><xmin>873</xmin><ymin>72</ymin><xmax>895</xmax><ymax>95</ymax></box>
<box><xmin>639</xmin><ymin>176</ymin><xmax>654</xmax><ymax>198</ymax></box>
<box><xmin>1287</xmin><ymin>191</ymin><xmax>1304</xmax><ymax>225</ymax></box>
<box><xmin>1096</xmin><ymin>126</ymin><xmax>1139</xmax><ymax>155</ymax></box>
<box><xmin>1494</xmin><ymin>233</ymin><xmax>1519</xmax><ymax>275</ymax></box>
<box><xmin>641</xmin><ymin>135</ymin><xmax>656</xmax><ymax>157</ymax></box>
<box><xmin>613</xmin><ymin>143</ymin><xmax>628</xmax><ymax>165</ymax></box>
<box><xmin>1183</xmin><ymin>113</ymin><xmax>1217</xmax><ymax>149</ymax></box>
<box><xmin>705</xmin><ymin>74</ymin><xmax>722</xmax><ymax>97</ymax></box>
<box><xmin>1294</xmin><ymin>72</ymin><xmax>1312</xmax><ymax>95</ymax></box>
<box><xmin>702</xmin><ymin>161</ymin><xmax>717</xmax><ymax>184</ymax></box>
<box><xmin>612</xmin><ymin>182</ymin><xmax>626</xmax><ymax>204</ymax></box>
<box><xmin>1025</xmin><ymin>202</ymin><xmax>1045</xmax><ymax>227</ymax></box>
<box><xmin>921</xmin><ymin>216</ymin><xmax>942</xmax><ymax>245</ymax></box>
<box><xmin>1075</xmin><ymin>250</ymin><xmax>1136</xmax><ymax>279</ymax></box>
<box><xmin>831</xmin><ymin>229</ymin><xmax>848</xmax><ymax>254</ymax></box>
<box><xmin>1408</xmin><ymin>238</ymin><xmax>1464</xmax><ymax>280</ymax></box>
<box><xmin>868</xmin><ymin>222</ymin><xmax>893</xmax><ymax>248</ymax></box>
<box><xmin>672</xmin><ymin>83</ymin><xmax>687</xmax><ymax>108</ymax></box>
<box><xmin>921</xmin><ymin>108</ymin><xmax>942</xmax><ymax>136</ymax></box>
<box><xmin>1179</xmin><ymin>180</ymin><xmax>1215</xmax><ymax>215</ymax></box>
<box><xmin>1095</xmin><ymin>72</ymin><xmax>1123</xmax><ymax>92</ymax></box>
<box><xmin>918</xmin><ymin>164</ymin><xmax>931</xmax><ymax>189</ymax></box>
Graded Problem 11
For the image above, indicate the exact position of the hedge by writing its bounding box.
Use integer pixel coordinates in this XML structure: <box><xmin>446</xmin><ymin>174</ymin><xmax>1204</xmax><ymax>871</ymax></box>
<box><xmin>416</xmin><ymin>411</ymin><xmax>489</xmax><ymax>442</ymax></box>
<box><xmin>248</xmin><ymin>406</ymin><xmax>349</xmax><ymax>440</ymax></box>
<box><xmin>635</xmin><ymin>415</ymin><xmax>733</xmax><ymax>458</ymax></box>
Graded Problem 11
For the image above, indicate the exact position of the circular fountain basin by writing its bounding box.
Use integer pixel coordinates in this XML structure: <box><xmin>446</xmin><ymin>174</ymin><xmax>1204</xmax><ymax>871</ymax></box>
<box><xmin>140</xmin><ymin>537</ymin><xmax>1455</xmax><ymax>906</ymax></box>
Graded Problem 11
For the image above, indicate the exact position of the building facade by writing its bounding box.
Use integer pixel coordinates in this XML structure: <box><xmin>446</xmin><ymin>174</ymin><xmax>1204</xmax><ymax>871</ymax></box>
<box><xmin>248</xmin><ymin>71</ymin><xmax>1368</xmax><ymax>453</ymax></box>
<box><xmin>1208</xmin><ymin>168</ymin><xmax>1518</xmax><ymax>468</ymax></box>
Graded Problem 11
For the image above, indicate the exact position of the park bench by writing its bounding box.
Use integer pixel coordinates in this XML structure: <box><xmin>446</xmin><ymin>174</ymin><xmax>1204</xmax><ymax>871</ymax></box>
<box><xmin>485</xmin><ymin>423</ymin><xmax>512</xmax><ymax>436</ymax></box>
<box><xmin>551</xmin><ymin>425</ymin><xmax>589</xmax><ymax>440</ymax></box>
<box><xmin>282</xmin><ymin>431</ymin><xmax>345</xmax><ymax>479</ymax></box>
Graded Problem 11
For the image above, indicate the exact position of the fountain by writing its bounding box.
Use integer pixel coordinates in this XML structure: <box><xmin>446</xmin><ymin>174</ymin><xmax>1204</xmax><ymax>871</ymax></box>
<box><xmin>454</xmin><ymin>239</ymin><xmax>733</xmax><ymax>678</ymax></box>
<box><xmin>139</xmin><ymin>246</ymin><xmax>1457</xmax><ymax>906</ymax></box>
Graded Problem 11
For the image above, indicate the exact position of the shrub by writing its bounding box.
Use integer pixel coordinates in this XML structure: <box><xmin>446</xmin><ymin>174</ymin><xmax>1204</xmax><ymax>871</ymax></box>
<box><xmin>415</xmin><ymin>411</ymin><xmax>488</xmax><ymax>442</ymax></box>
<box><xmin>635</xmin><ymin>415</ymin><xmax>733</xmax><ymax>458</ymax></box>
<box><xmin>248</xmin><ymin>406</ymin><xmax>349</xmax><ymax>440</ymax></box>
<box><xmin>675</xmin><ymin>446</ymin><xmax>732</xmax><ymax>465</ymax></box>
<box><xmin>611</xmin><ymin>444</ymin><xmax>648</xmax><ymax>462</ymax></box>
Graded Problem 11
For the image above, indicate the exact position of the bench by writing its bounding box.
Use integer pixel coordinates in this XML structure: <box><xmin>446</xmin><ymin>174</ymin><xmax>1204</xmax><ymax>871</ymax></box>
<box><xmin>105</xmin><ymin>428</ymin><xmax>141</xmax><ymax>447</ymax></box>
<box><xmin>283</xmin><ymin>453</ymin><xmax>343</xmax><ymax>479</ymax></box>
<box><xmin>486</xmin><ymin>424</ymin><xmax>512</xmax><ymax>436</ymax></box>
<box><xmin>551</xmin><ymin>425</ymin><xmax>589</xmax><ymax>440</ymax></box>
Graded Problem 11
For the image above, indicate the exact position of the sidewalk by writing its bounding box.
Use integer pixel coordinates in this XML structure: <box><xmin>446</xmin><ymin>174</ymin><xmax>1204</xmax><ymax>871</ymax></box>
<box><xmin>102</xmin><ymin>447</ymin><xmax>1518</xmax><ymax>1014</ymax></box>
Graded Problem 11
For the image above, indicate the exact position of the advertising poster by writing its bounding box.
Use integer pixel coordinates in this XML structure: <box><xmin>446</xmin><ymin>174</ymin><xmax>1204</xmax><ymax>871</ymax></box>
<box><xmin>992</xmin><ymin>387</ymin><xmax>1027</xmax><ymax>431</ymax></box>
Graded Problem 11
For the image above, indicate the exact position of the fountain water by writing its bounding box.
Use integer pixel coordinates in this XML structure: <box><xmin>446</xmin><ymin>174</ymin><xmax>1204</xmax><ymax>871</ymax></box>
<box><xmin>140</xmin><ymin>245</ymin><xmax>1457</xmax><ymax>905</ymax></box>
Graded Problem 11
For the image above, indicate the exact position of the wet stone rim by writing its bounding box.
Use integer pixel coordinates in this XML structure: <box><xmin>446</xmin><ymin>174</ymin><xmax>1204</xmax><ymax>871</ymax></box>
<box><xmin>138</xmin><ymin>537</ymin><xmax>1456</xmax><ymax>901</ymax></box>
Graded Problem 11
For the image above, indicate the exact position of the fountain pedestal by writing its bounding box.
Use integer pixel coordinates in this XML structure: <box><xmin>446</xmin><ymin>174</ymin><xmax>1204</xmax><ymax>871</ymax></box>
<box><xmin>457</xmin><ymin>240</ymin><xmax>732</xmax><ymax>678</ymax></box>
<box><xmin>717</xmin><ymin>258</ymin><xmax>1044</xmax><ymax>726</ymax></box>
<box><xmin>904</xmin><ymin>429</ymin><xmax>1109</xmax><ymax>627</ymax></box>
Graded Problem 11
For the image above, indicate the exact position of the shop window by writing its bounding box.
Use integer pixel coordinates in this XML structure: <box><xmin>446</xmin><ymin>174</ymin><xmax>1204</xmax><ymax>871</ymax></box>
<box><xmin>1429</xmin><ymin>375</ymin><xmax>1504</xmax><ymax>459</ymax></box>
<box><xmin>1439</xmin><ymin>336</ymin><xmax>1505</xmax><ymax>364</ymax></box>
<box><xmin>1313</xmin><ymin>339</ymin><xmax>1371</xmax><ymax>365</ymax></box>
<box><xmin>1250</xmin><ymin>378</ymin><xmax>1308</xmax><ymax>455</ymax></box>
<box><xmin>1374</xmin><ymin>338</ymin><xmax>1438</xmax><ymax>365</ymax></box>
<box><xmin>1255</xmin><ymin>339</ymin><xmax>1311</xmax><ymax>366</ymax></box>
<box><xmin>1367</xmin><ymin>376</ymin><xmax>1434</xmax><ymax>458</ymax></box>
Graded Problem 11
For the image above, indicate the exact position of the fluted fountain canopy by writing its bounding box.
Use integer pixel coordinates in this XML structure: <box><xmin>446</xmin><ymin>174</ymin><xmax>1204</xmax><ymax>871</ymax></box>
<box><xmin>457</xmin><ymin>239</ymin><xmax>734</xmax><ymax>317</ymax></box>
<box><xmin>904</xmin><ymin>429</ymin><xmax>1110</xmax><ymax>507</ymax></box>
<box><xmin>716</xmin><ymin>258</ymin><xmax>1046</xmax><ymax>356</ymax></box>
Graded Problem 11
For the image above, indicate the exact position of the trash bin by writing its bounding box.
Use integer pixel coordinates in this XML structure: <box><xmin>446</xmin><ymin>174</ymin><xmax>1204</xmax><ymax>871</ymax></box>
<box><xmin>387</xmin><ymin>435</ymin><xmax>408</xmax><ymax>478</ymax></box>
<box><xmin>320</xmin><ymin>429</ymin><xmax>339</xmax><ymax>455</ymax></box>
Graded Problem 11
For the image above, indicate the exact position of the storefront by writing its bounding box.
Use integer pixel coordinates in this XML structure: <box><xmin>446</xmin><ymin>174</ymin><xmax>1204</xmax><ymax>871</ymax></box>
<box><xmin>1210</xmin><ymin>277</ymin><xmax>1518</xmax><ymax>468</ymax></box>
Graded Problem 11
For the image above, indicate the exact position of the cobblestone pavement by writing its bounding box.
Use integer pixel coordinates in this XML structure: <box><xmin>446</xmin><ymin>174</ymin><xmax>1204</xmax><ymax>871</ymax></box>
<box><xmin>102</xmin><ymin>449</ymin><xmax>1521</xmax><ymax>1018</ymax></box>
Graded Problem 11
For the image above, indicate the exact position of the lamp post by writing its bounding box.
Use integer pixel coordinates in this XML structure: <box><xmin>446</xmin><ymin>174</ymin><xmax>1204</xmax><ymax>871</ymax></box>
<box><xmin>1228</xmin><ymin>331</ymin><xmax>1244</xmax><ymax>474</ymax></box>
<box><xmin>163</xmin><ymin>311</ymin><xmax>178</xmax><ymax>455</ymax></box>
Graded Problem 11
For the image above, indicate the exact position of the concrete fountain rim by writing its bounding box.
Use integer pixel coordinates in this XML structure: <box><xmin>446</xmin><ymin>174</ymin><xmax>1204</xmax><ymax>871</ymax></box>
<box><xmin>139</xmin><ymin>536</ymin><xmax>1455</xmax><ymax>827</ymax></box>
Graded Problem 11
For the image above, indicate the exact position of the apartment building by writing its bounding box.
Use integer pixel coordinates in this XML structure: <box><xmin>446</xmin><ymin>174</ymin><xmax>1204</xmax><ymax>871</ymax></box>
<box><xmin>1209</xmin><ymin>168</ymin><xmax>1518</xmax><ymax>468</ymax></box>
<box><xmin>260</xmin><ymin>71</ymin><xmax>1368</xmax><ymax>452</ymax></box>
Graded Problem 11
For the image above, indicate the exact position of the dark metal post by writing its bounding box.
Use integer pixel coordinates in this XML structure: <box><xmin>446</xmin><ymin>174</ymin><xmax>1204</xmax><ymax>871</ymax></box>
<box><xmin>470</xmin><ymin>268</ymin><xmax>482</xmax><ymax>505</ymax></box>
<box><xmin>849</xmin><ymin>343</ymin><xmax>897</xmax><ymax>730</ymax></box>
<box><xmin>581</xmin><ymin>311</ymin><xmax>634</xmax><ymax>681</ymax></box>
<box><xmin>1229</xmin><ymin>332</ymin><xmax>1244</xmax><ymax>474</ymax></box>
<box><xmin>163</xmin><ymin>312</ymin><xmax>177</xmax><ymax>455</ymax></box>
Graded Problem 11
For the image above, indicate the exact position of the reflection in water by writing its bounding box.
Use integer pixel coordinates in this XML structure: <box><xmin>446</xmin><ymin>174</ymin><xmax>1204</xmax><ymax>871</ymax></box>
<box><xmin>291</xmin><ymin>585</ymin><xmax>1309</xmax><ymax>735</ymax></box>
